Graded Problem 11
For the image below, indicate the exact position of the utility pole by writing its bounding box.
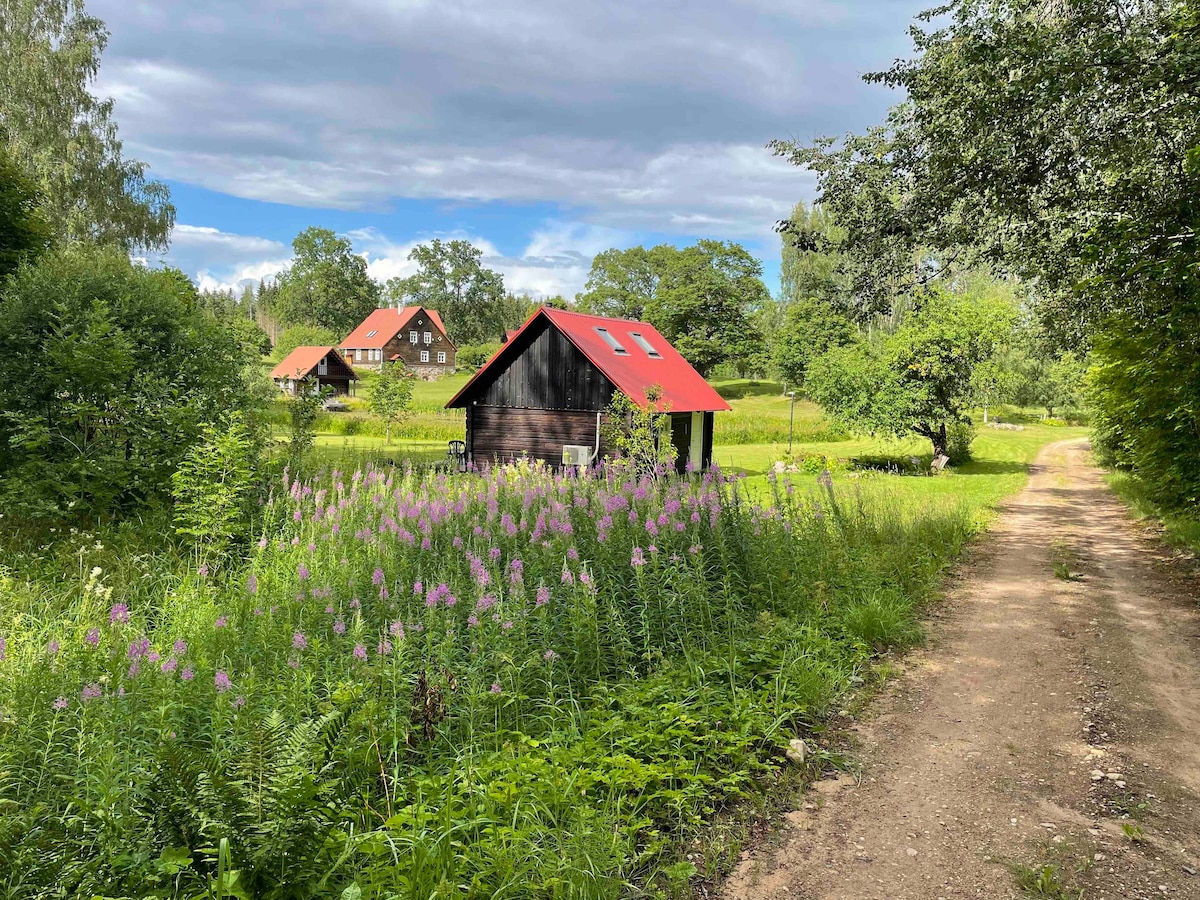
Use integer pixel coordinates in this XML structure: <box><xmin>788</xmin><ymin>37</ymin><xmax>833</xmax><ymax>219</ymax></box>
<box><xmin>788</xmin><ymin>391</ymin><xmax>797</xmax><ymax>454</ymax></box>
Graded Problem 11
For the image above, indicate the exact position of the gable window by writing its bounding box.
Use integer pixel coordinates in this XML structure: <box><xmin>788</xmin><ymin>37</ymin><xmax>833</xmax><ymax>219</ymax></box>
<box><xmin>420</xmin><ymin>350</ymin><xmax>430</xmax><ymax>363</ymax></box>
<box><xmin>594</xmin><ymin>327</ymin><xmax>629</xmax><ymax>355</ymax></box>
<box><xmin>629</xmin><ymin>332</ymin><xmax>662</xmax><ymax>359</ymax></box>
<box><xmin>423</xmin><ymin>331</ymin><xmax>432</xmax><ymax>344</ymax></box>
<box><xmin>365</xmin><ymin>330</ymin><xmax>378</xmax><ymax>338</ymax></box>
<box><xmin>317</xmin><ymin>357</ymin><xmax>328</xmax><ymax>375</ymax></box>
<box><xmin>410</xmin><ymin>331</ymin><xmax>418</xmax><ymax>344</ymax></box>
<box><xmin>437</xmin><ymin>351</ymin><xmax>446</xmax><ymax>364</ymax></box>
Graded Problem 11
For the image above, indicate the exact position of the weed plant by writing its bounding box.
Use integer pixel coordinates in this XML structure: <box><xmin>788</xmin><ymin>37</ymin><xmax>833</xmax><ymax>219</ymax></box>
<box><xmin>0</xmin><ymin>461</ymin><xmax>975</xmax><ymax>898</ymax></box>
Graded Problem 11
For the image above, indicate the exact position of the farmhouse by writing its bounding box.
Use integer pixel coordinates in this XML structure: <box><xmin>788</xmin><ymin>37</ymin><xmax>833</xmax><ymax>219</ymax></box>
<box><xmin>341</xmin><ymin>306</ymin><xmax>455</xmax><ymax>377</ymax></box>
<box><xmin>446</xmin><ymin>307</ymin><xmax>730</xmax><ymax>471</ymax></box>
<box><xmin>271</xmin><ymin>346</ymin><xmax>357</xmax><ymax>395</ymax></box>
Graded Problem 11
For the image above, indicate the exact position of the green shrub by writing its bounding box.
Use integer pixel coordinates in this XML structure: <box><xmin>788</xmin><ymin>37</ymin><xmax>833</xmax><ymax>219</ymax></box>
<box><xmin>946</xmin><ymin>421</ymin><xmax>977</xmax><ymax>463</ymax></box>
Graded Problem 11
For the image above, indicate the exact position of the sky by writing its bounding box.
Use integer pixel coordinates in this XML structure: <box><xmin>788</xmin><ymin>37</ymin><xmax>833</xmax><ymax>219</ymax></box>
<box><xmin>93</xmin><ymin>0</ymin><xmax>926</xmax><ymax>300</ymax></box>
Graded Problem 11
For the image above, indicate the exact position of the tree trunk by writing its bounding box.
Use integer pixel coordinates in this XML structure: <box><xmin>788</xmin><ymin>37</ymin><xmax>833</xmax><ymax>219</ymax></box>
<box><xmin>930</xmin><ymin>422</ymin><xmax>949</xmax><ymax>460</ymax></box>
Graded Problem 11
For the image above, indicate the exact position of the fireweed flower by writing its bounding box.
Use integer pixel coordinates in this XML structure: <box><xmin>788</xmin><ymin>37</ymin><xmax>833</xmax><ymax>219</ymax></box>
<box><xmin>467</xmin><ymin>614</ymin><xmax>480</xmax><ymax>628</ymax></box>
<box><xmin>333</xmin><ymin>619</ymin><xmax>346</xmax><ymax>635</ymax></box>
<box><xmin>502</xmin><ymin>620</ymin><xmax>514</xmax><ymax>631</ymax></box>
<box><xmin>215</xmin><ymin>616</ymin><xmax>228</xmax><ymax>629</ymax></box>
<box><xmin>413</xmin><ymin>580</ymin><xmax>423</xmax><ymax>595</ymax></box>
<box><xmin>109</xmin><ymin>603</ymin><xmax>130</xmax><ymax>625</ymax></box>
<box><xmin>292</xmin><ymin>632</ymin><xmax>308</xmax><ymax>650</ymax></box>
<box><xmin>198</xmin><ymin>564</ymin><xmax>209</xmax><ymax>577</ymax></box>
<box><xmin>180</xmin><ymin>667</ymin><xmax>195</xmax><ymax>681</ymax></box>
<box><xmin>561</xmin><ymin>566</ymin><xmax>574</xmax><ymax>585</ymax></box>
<box><xmin>389</xmin><ymin>620</ymin><xmax>405</xmax><ymax>640</ymax></box>
<box><xmin>127</xmin><ymin>638</ymin><xmax>150</xmax><ymax>659</ymax></box>
<box><xmin>232</xmin><ymin>695</ymin><xmax>246</xmax><ymax>709</ymax></box>
<box><xmin>490</xmin><ymin>682</ymin><xmax>502</xmax><ymax>694</ymax></box>
<box><xmin>85</xmin><ymin>628</ymin><xmax>100</xmax><ymax>647</ymax></box>
<box><xmin>377</xmin><ymin>638</ymin><xmax>393</xmax><ymax>655</ymax></box>
<box><xmin>297</xmin><ymin>564</ymin><xmax>310</xmax><ymax>581</ymax></box>
<box><xmin>246</xmin><ymin>574</ymin><xmax>258</xmax><ymax>594</ymax></box>
<box><xmin>161</xmin><ymin>656</ymin><xmax>178</xmax><ymax>674</ymax></box>
<box><xmin>631</xmin><ymin>547</ymin><xmax>647</xmax><ymax>567</ymax></box>
<box><xmin>535</xmin><ymin>586</ymin><xmax>550</xmax><ymax>607</ymax></box>
<box><xmin>47</xmin><ymin>639</ymin><xmax>60</xmax><ymax>656</ymax></box>
<box><xmin>80</xmin><ymin>683</ymin><xmax>102</xmax><ymax>702</ymax></box>
<box><xmin>543</xmin><ymin>649</ymin><xmax>558</xmax><ymax>662</ymax></box>
<box><xmin>353</xmin><ymin>643</ymin><xmax>367</xmax><ymax>661</ymax></box>
<box><xmin>372</xmin><ymin>568</ymin><xmax>385</xmax><ymax>586</ymax></box>
<box><xmin>52</xmin><ymin>696</ymin><xmax>68</xmax><ymax>711</ymax></box>
<box><xmin>214</xmin><ymin>670</ymin><xmax>232</xmax><ymax>693</ymax></box>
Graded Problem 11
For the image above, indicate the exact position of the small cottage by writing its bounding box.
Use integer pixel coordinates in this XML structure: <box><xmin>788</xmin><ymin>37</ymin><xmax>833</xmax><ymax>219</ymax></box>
<box><xmin>341</xmin><ymin>306</ymin><xmax>455</xmax><ymax>377</ymax></box>
<box><xmin>445</xmin><ymin>307</ymin><xmax>730</xmax><ymax>472</ymax></box>
<box><xmin>271</xmin><ymin>346</ymin><xmax>357</xmax><ymax>396</ymax></box>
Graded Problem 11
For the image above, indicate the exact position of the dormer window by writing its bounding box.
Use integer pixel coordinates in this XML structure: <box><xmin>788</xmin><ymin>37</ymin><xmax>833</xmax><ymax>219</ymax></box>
<box><xmin>365</xmin><ymin>330</ymin><xmax>378</xmax><ymax>338</ymax></box>
<box><xmin>629</xmin><ymin>332</ymin><xmax>661</xmax><ymax>359</ymax></box>
<box><xmin>594</xmin><ymin>327</ymin><xmax>628</xmax><ymax>355</ymax></box>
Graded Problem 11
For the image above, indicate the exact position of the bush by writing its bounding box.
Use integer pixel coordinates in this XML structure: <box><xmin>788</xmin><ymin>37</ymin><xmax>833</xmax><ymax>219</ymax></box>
<box><xmin>946</xmin><ymin>421</ymin><xmax>977</xmax><ymax>463</ymax></box>
<box><xmin>457</xmin><ymin>341</ymin><xmax>502</xmax><ymax>369</ymax></box>
<box><xmin>0</xmin><ymin>246</ymin><xmax>262</xmax><ymax>521</ymax></box>
<box><xmin>274</xmin><ymin>324</ymin><xmax>340</xmax><ymax>361</ymax></box>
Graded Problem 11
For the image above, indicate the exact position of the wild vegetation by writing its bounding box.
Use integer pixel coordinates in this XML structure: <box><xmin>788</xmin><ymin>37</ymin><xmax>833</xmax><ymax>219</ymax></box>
<box><xmin>0</xmin><ymin>460</ymin><xmax>977</xmax><ymax>898</ymax></box>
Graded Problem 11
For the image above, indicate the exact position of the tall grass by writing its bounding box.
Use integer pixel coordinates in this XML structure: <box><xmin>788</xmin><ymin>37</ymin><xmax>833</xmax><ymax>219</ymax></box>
<box><xmin>0</xmin><ymin>462</ymin><xmax>974</xmax><ymax>898</ymax></box>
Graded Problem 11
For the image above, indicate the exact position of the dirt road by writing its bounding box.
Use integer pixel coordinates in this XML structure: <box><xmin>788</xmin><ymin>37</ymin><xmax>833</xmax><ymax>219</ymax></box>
<box><xmin>722</xmin><ymin>440</ymin><xmax>1200</xmax><ymax>899</ymax></box>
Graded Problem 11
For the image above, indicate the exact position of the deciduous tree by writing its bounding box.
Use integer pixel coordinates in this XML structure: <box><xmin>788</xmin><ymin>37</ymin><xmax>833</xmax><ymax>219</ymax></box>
<box><xmin>386</xmin><ymin>239</ymin><xmax>506</xmax><ymax>345</ymax></box>
<box><xmin>274</xmin><ymin>227</ymin><xmax>380</xmax><ymax>335</ymax></box>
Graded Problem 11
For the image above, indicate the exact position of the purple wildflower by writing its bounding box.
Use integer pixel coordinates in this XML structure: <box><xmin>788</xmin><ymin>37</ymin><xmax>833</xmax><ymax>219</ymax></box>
<box><xmin>467</xmin><ymin>614</ymin><xmax>480</xmax><ymax>628</ymax></box>
<box><xmin>198</xmin><ymin>564</ymin><xmax>210</xmax><ymax>577</ymax></box>
<box><xmin>502</xmin><ymin>620</ymin><xmax>514</xmax><ymax>631</ymax></box>
<box><xmin>535</xmin><ymin>586</ymin><xmax>550</xmax><ymax>607</ymax></box>
<box><xmin>52</xmin><ymin>696</ymin><xmax>68</xmax><ymax>711</ymax></box>
<box><xmin>246</xmin><ymin>573</ymin><xmax>258</xmax><ymax>594</ymax></box>
<box><xmin>85</xmin><ymin>628</ymin><xmax>100</xmax><ymax>647</ymax></box>
<box><xmin>47</xmin><ymin>639</ymin><xmax>60</xmax><ymax>656</ymax></box>
<box><xmin>80</xmin><ymin>683</ymin><xmax>102</xmax><ymax>702</ymax></box>
<box><xmin>389</xmin><ymin>620</ymin><xmax>405</xmax><ymax>640</ymax></box>
<box><xmin>543</xmin><ymin>649</ymin><xmax>559</xmax><ymax>662</ymax></box>
<box><xmin>215</xmin><ymin>616</ymin><xmax>228</xmax><ymax>629</ymax></box>
<box><xmin>180</xmin><ymin>667</ymin><xmax>195</xmax><ymax>681</ymax></box>
<box><xmin>292</xmin><ymin>632</ymin><xmax>308</xmax><ymax>650</ymax></box>
<box><xmin>631</xmin><ymin>547</ymin><xmax>647</xmax><ymax>567</ymax></box>
<box><xmin>127</xmin><ymin>638</ymin><xmax>150</xmax><ymax>659</ymax></box>
<box><xmin>214</xmin><ymin>670</ymin><xmax>232</xmax><ymax>693</ymax></box>
<box><xmin>333</xmin><ymin>619</ymin><xmax>346</xmax><ymax>635</ymax></box>
<box><xmin>372</xmin><ymin>568</ymin><xmax>385</xmax><ymax>586</ymax></box>
<box><xmin>161</xmin><ymin>656</ymin><xmax>178</xmax><ymax>674</ymax></box>
<box><xmin>377</xmin><ymin>638</ymin><xmax>393</xmax><ymax>655</ymax></box>
<box><xmin>413</xmin><ymin>580</ymin><xmax>423</xmax><ymax>595</ymax></box>
<box><xmin>232</xmin><ymin>695</ymin><xmax>246</xmax><ymax>709</ymax></box>
<box><xmin>490</xmin><ymin>682</ymin><xmax>502</xmax><ymax>694</ymax></box>
<box><xmin>109</xmin><ymin>603</ymin><xmax>130</xmax><ymax>625</ymax></box>
<box><xmin>353</xmin><ymin>643</ymin><xmax>368</xmax><ymax>661</ymax></box>
<box><xmin>297</xmin><ymin>563</ymin><xmax>310</xmax><ymax>581</ymax></box>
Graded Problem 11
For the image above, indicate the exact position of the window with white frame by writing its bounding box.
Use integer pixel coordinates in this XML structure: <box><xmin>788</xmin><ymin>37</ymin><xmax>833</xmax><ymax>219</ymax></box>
<box><xmin>437</xmin><ymin>351</ymin><xmax>446</xmax><ymax>364</ymax></box>
<box><xmin>420</xmin><ymin>350</ymin><xmax>429</xmax><ymax>363</ymax></box>
<box><xmin>423</xmin><ymin>331</ymin><xmax>432</xmax><ymax>344</ymax></box>
<box><xmin>409</xmin><ymin>331</ymin><xmax>418</xmax><ymax>343</ymax></box>
<box><xmin>355</xmin><ymin>349</ymin><xmax>362</xmax><ymax>361</ymax></box>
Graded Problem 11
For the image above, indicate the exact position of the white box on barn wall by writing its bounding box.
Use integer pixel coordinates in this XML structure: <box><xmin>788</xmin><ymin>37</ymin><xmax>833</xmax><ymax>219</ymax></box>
<box><xmin>562</xmin><ymin>445</ymin><xmax>592</xmax><ymax>466</ymax></box>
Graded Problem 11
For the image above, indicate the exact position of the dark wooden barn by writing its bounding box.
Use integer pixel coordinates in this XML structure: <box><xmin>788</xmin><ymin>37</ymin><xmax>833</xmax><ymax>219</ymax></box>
<box><xmin>445</xmin><ymin>308</ymin><xmax>730</xmax><ymax>471</ymax></box>
<box><xmin>271</xmin><ymin>346</ymin><xmax>357</xmax><ymax>395</ymax></box>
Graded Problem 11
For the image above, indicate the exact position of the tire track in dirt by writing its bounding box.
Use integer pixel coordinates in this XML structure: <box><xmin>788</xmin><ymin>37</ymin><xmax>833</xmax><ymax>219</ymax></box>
<box><xmin>721</xmin><ymin>440</ymin><xmax>1200</xmax><ymax>900</ymax></box>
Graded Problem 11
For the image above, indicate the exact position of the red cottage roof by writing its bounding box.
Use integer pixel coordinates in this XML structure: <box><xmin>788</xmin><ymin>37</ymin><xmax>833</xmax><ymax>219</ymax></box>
<box><xmin>271</xmin><ymin>346</ymin><xmax>342</xmax><ymax>380</ymax></box>
<box><xmin>341</xmin><ymin>306</ymin><xmax>450</xmax><ymax>349</ymax></box>
<box><xmin>446</xmin><ymin>307</ymin><xmax>731</xmax><ymax>413</ymax></box>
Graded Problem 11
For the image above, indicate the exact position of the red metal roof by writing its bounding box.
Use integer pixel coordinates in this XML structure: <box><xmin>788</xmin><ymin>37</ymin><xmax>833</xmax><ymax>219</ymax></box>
<box><xmin>446</xmin><ymin>307</ymin><xmax>731</xmax><ymax>413</ymax></box>
<box><xmin>341</xmin><ymin>306</ymin><xmax>451</xmax><ymax>349</ymax></box>
<box><xmin>271</xmin><ymin>346</ymin><xmax>346</xmax><ymax>380</ymax></box>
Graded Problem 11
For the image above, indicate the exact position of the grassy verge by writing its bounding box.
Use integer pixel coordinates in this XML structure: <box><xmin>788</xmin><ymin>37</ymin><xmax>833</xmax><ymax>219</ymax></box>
<box><xmin>1106</xmin><ymin>470</ymin><xmax>1200</xmax><ymax>554</ymax></box>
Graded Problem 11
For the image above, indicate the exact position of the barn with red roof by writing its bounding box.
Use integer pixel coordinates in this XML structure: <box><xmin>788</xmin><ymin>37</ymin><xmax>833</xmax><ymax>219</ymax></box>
<box><xmin>271</xmin><ymin>346</ymin><xmax>357</xmax><ymax>396</ymax></box>
<box><xmin>341</xmin><ymin>306</ymin><xmax>455</xmax><ymax>376</ymax></box>
<box><xmin>446</xmin><ymin>307</ymin><xmax>730</xmax><ymax>471</ymax></box>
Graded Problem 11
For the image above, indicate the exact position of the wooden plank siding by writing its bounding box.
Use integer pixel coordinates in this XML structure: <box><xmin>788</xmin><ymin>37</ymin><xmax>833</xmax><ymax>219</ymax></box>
<box><xmin>468</xmin><ymin>406</ymin><xmax>607</xmax><ymax>467</ymax></box>
<box><xmin>471</xmin><ymin>321</ymin><xmax>616</xmax><ymax>411</ymax></box>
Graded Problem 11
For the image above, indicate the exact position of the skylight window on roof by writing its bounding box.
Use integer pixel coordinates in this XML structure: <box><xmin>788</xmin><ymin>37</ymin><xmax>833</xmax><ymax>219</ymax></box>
<box><xmin>629</xmin><ymin>332</ymin><xmax>661</xmax><ymax>359</ymax></box>
<box><xmin>594</xmin><ymin>327</ymin><xmax>629</xmax><ymax>354</ymax></box>
<box><xmin>365</xmin><ymin>330</ymin><xmax>378</xmax><ymax>338</ymax></box>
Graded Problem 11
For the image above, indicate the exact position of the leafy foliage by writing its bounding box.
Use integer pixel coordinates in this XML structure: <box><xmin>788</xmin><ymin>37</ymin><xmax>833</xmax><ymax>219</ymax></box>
<box><xmin>807</xmin><ymin>290</ymin><xmax>1015</xmax><ymax>458</ymax></box>
<box><xmin>772</xmin><ymin>297</ymin><xmax>857</xmax><ymax>391</ymax></box>
<box><xmin>273</xmin><ymin>228</ymin><xmax>381</xmax><ymax>336</ymax></box>
<box><xmin>0</xmin><ymin>150</ymin><xmax>51</xmax><ymax>280</ymax></box>
<box><xmin>386</xmin><ymin>239</ymin><xmax>509</xmax><ymax>346</ymax></box>
<box><xmin>366</xmin><ymin>361</ymin><xmax>415</xmax><ymax>444</ymax></box>
<box><xmin>171</xmin><ymin>413</ymin><xmax>260</xmax><ymax>558</ymax></box>
<box><xmin>274</xmin><ymin>323</ymin><xmax>341</xmax><ymax>361</ymax></box>
<box><xmin>0</xmin><ymin>0</ymin><xmax>174</xmax><ymax>251</ymax></box>
<box><xmin>0</xmin><ymin>246</ymin><xmax>260</xmax><ymax>521</ymax></box>
<box><xmin>601</xmin><ymin>385</ymin><xmax>677</xmax><ymax>476</ymax></box>
<box><xmin>773</xmin><ymin>0</ymin><xmax>1200</xmax><ymax>514</ymax></box>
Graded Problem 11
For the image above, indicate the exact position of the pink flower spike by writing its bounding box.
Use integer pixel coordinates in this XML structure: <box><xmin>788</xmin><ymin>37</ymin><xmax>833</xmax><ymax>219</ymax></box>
<box><xmin>214</xmin><ymin>670</ymin><xmax>232</xmax><ymax>693</ymax></box>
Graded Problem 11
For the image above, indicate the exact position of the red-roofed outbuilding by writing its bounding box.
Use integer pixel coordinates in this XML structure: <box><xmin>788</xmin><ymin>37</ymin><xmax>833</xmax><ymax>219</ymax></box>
<box><xmin>446</xmin><ymin>307</ymin><xmax>730</xmax><ymax>471</ymax></box>
<box><xmin>341</xmin><ymin>306</ymin><xmax>455</xmax><ymax>375</ymax></box>
<box><xmin>271</xmin><ymin>346</ymin><xmax>357</xmax><ymax>395</ymax></box>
